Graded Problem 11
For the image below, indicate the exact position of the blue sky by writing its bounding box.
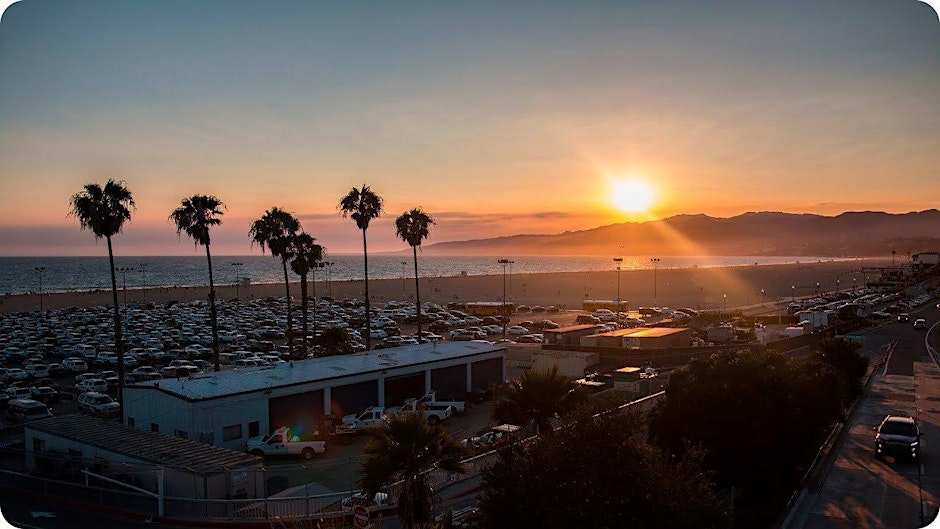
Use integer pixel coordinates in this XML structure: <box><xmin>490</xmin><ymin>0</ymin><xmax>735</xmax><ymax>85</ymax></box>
<box><xmin>0</xmin><ymin>0</ymin><xmax>937</xmax><ymax>255</ymax></box>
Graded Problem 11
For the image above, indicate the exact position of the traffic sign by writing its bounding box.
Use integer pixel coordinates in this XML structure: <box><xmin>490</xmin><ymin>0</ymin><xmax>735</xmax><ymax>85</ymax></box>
<box><xmin>353</xmin><ymin>505</ymin><xmax>370</xmax><ymax>528</ymax></box>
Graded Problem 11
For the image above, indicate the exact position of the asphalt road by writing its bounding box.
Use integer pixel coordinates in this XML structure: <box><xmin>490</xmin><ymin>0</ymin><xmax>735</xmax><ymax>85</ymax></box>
<box><xmin>787</xmin><ymin>301</ymin><xmax>940</xmax><ymax>529</ymax></box>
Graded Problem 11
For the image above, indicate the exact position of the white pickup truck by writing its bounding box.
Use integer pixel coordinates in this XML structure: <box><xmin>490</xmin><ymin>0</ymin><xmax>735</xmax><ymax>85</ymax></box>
<box><xmin>246</xmin><ymin>426</ymin><xmax>327</xmax><ymax>460</ymax></box>
<box><xmin>414</xmin><ymin>391</ymin><xmax>466</xmax><ymax>413</ymax></box>
<box><xmin>341</xmin><ymin>407</ymin><xmax>388</xmax><ymax>432</ymax></box>
<box><xmin>386</xmin><ymin>398</ymin><xmax>454</xmax><ymax>425</ymax></box>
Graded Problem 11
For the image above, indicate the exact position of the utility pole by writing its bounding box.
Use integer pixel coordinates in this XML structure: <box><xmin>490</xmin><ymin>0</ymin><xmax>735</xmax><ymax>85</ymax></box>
<box><xmin>498</xmin><ymin>259</ymin><xmax>513</xmax><ymax>335</ymax></box>
<box><xmin>34</xmin><ymin>266</ymin><xmax>46</xmax><ymax>313</ymax></box>
<box><xmin>613</xmin><ymin>258</ymin><xmax>623</xmax><ymax>314</ymax></box>
<box><xmin>650</xmin><ymin>258</ymin><xmax>660</xmax><ymax>302</ymax></box>
<box><xmin>231</xmin><ymin>262</ymin><xmax>244</xmax><ymax>302</ymax></box>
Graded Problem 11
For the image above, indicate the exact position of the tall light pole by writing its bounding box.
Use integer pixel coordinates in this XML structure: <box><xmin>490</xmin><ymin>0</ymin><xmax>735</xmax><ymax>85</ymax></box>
<box><xmin>723</xmin><ymin>293</ymin><xmax>727</xmax><ymax>317</ymax></box>
<box><xmin>498</xmin><ymin>259</ymin><xmax>513</xmax><ymax>336</ymax></box>
<box><xmin>613</xmin><ymin>258</ymin><xmax>623</xmax><ymax>313</ymax></box>
<box><xmin>231</xmin><ymin>262</ymin><xmax>244</xmax><ymax>302</ymax></box>
<box><xmin>892</xmin><ymin>249</ymin><xmax>897</xmax><ymax>266</ymax></box>
<box><xmin>650</xmin><ymin>258</ymin><xmax>660</xmax><ymax>303</ymax></box>
<box><xmin>791</xmin><ymin>285</ymin><xmax>795</xmax><ymax>301</ymax></box>
<box><xmin>34</xmin><ymin>266</ymin><xmax>46</xmax><ymax>313</ymax></box>
<box><xmin>138</xmin><ymin>262</ymin><xmax>148</xmax><ymax>300</ymax></box>
<box><xmin>324</xmin><ymin>262</ymin><xmax>334</xmax><ymax>298</ymax></box>
<box><xmin>116</xmin><ymin>266</ymin><xmax>133</xmax><ymax>324</ymax></box>
<box><xmin>815</xmin><ymin>282</ymin><xmax>820</xmax><ymax>296</ymax></box>
<box><xmin>400</xmin><ymin>261</ymin><xmax>407</xmax><ymax>297</ymax></box>
<box><xmin>760</xmin><ymin>288</ymin><xmax>765</xmax><ymax>307</ymax></box>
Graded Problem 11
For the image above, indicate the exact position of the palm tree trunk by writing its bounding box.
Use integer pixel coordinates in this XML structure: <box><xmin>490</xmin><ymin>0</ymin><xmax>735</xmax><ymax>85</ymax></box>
<box><xmin>205</xmin><ymin>243</ymin><xmax>220</xmax><ymax>372</ymax></box>
<box><xmin>312</xmin><ymin>265</ymin><xmax>318</xmax><ymax>334</ymax></box>
<box><xmin>106</xmin><ymin>235</ymin><xmax>125</xmax><ymax>418</ymax></box>
<box><xmin>300</xmin><ymin>274</ymin><xmax>309</xmax><ymax>356</ymax></box>
<box><xmin>362</xmin><ymin>228</ymin><xmax>371</xmax><ymax>350</ymax></box>
<box><xmin>413</xmin><ymin>245</ymin><xmax>421</xmax><ymax>342</ymax></box>
<box><xmin>282</xmin><ymin>259</ymin><xmax>293</xmax><ymax>358</ymax></box>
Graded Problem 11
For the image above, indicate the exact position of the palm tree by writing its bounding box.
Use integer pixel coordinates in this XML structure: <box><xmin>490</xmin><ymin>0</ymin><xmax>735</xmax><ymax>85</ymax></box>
<box><xmin>249</xmin><ymin>208</ymin><xmax>301</xmax><ymax>358</ymax></box>
<box><xmin>361</xmin><ymin>411</ymin><xmax>465</xmax><ymax>529</ymax></box>
<box><xmin>69</xmin><ymin>179</ymin><xmax>135</xmax><ymax>413</ymax></box>
<box><xmin>395</xmin><ymin>208</ymin><xmax>435</xmax><ymax>343</ymax></box>
<box><xmin>492</xmin><ymin>366</ymin><xmax>585</xmax><ymax>435</ymax></box>
<box><xmin>169</xmin><ymin>195</ymin><xmax>225</xmax><ymax>372</ymax></box>
<box><xmin>339</xmin><ymin>185</ymin><xmax>383</xmax><ymax>350</ymax></box>
<box><xmin>289</xmin><ymin>232</ymin><xmax>324</xmax><ymax>357</ymax></box>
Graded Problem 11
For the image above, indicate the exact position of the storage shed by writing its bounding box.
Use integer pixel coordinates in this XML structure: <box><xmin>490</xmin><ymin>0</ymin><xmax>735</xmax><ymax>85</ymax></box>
<box><xmin>542</xmin><ymin>325</ymin><xmax>601</xmax><ymax>346</ymax></box>
<box><xmin>531</xmin><ymin>350</ymin><xmax>600</xmax><ymax>378</ymax></box>
<box><xmin>25</xmin><ymin>414</ymin><xmax>264</xmax><ymax>500</ymax></box>
<box><xmin>123</xmin><ymin>341</ymin><xmax>506</xmax><ymax>451</ymax></box>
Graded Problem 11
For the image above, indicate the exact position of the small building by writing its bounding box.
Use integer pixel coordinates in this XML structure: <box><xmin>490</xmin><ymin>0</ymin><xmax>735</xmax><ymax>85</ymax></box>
<box><xmin>543</xmin><ymin>324</ymin><xmax>603</xmax><ymax>346</ymax></box>
<box><xmin>610</xmin><ymin>367</ymin><xmax>663</xmax><ymax>395</ymax></box>
<box><xmin>531</xmin><ymin>350</ymin><xmax>600</xmax><ymax>378</ymax></box>
<box><xmin>124</xmin><ymin>342</ymin><xmax>505</xmax><ymax>451</ymax></box>
<box><xmin>25</xmin><ymin>414</ymin><xmax>264</xmax><ymax>500</ymax></box>
<box><xmin>912</xmin><ymin>252</ymin><xmax>940</xmax><ymax>274</ymax></box>
<box><xmin>580</xmin><ymin>327</ymin><xmax>692</xmax><ymax>349</ymax></box>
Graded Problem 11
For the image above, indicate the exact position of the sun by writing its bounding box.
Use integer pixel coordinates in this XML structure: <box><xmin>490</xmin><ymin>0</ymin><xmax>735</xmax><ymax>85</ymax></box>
<box><xmin>612</xmin><ymin>179</ymin><xmax>655</xmax><ymax>213</ymax></box>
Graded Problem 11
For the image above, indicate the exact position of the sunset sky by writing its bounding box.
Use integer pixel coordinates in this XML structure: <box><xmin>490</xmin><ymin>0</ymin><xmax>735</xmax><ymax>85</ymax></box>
<box><xmin>0</xmin><ymin>1</ymin><xmax>938</xmax><ymax>256</ymax></box>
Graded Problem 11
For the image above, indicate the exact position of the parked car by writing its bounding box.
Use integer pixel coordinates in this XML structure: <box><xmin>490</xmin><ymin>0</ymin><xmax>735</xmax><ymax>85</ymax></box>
<box><xmin>78</xmin><ymin>391</ymin><xmax>121</xmax><ymax>418</ymax></box>
<box><xmin>76</xmin><ymin>378</ymin><xmax>109</xmax><ymax>393</ymax></box>
<box><xmin>29</xmin><ymin>386</ymin><xmax>59</xmax><ymax>404</ymax></box>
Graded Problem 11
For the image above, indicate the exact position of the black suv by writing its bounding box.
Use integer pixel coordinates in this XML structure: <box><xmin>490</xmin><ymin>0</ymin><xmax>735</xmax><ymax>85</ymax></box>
<box><xmin>875</xmin><ymin>415</ymin><xmax>922</xmax><ymax>461</ymax></box>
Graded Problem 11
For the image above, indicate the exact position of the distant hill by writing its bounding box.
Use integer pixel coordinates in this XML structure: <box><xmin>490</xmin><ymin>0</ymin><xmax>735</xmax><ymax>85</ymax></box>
<box><xmin>419</xmin><ymin>210</ymin><xmax>940</xmax><ymax>256</ymax></box>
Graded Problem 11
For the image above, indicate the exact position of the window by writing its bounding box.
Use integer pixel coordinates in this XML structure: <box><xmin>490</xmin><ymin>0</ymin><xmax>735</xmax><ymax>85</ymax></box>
<box><xmin>127</xmin><ymin>417</ymin><xmax>135</xmax><ymax>427</ymax></box>
<box><xmin>174</xmin><ymin>429</ymin><xmax>189</xmax><ymax>440</ymax></box>
<box><xmin>222</xmin><ymin>424</ymin><xmax>243</xmax><ymax>442</ymax></box>
<box><xmin>151</xmin><ymin>423</ymin><xmax>159</xmax><ymax>433</ymax></box>
<box><xmin>248</xmin><ymin>421</ymin><xmax>260</xmax><ymax>438</ymax></box>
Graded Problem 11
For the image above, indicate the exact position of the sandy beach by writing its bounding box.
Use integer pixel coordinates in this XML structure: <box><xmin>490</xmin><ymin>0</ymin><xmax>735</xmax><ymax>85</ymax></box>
<box><xmin>0</xmin><ymin>258</ymin><xmax>889</xmax><ymax>315</ymax></box>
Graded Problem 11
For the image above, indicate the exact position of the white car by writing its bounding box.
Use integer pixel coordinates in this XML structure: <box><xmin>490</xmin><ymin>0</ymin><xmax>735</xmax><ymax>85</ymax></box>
<box><xmin>78</xmin><ymin>392</ymin><xmax>121</xmax><ymax>417</ymax></box>
<box><xmin>506</xmin><ymin>326</ymin><xmax>529</xmax><ymax>336</ymax></box>
<box><xmin>6</xmin><ymin>368</ymin><xmax>29</xmax><ymax>381</ymax></box>
<box><xmin>62</xmin><ymin>358</ymin><xmax>88</xmax><ymax>372</ymax></box>
<box><xmin>76</xmin><ymin>378</ymin><xmax>109</xmax><ymax>393</ymax></box>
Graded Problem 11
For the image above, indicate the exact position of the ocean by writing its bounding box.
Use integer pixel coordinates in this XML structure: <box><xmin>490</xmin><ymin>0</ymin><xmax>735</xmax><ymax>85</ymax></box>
<box><xmin>0</xmin><ymin>255</ymin><xmax>842</xmax><ymax>296</ymax></box>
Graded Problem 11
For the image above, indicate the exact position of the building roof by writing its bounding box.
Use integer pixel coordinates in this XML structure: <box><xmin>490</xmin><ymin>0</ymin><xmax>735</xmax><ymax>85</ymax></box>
<box><xmin>129</xmin><ymin>341</ymin><xmax>504</xmax><ymax>402</ymax></box>
<box><xmin>27</xmin><ymin>414</ymin><xmax>261</xmax><ymax>471</ymax></box>
<box><xmin>544</xmin><ymin>325</ymin><xmax>600</xmax><ymax>334</ymax></box>
<box><xmin>623</xmin><ymin>327</ymin><xmax>689</xmax><ymax>338</ymax></box>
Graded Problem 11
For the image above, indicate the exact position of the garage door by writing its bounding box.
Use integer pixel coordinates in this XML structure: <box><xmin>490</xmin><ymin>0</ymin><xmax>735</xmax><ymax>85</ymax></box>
<box><xmin>384</xmin><ymin>373</ymin><xmax>425</xmax><ymax>407</ymax></box>
<box><xmin>471</xmin><ymin>358</ymin><xmax>503</xmax><ymax>391</ymax></box>
<box><xmin>268</xmin><ymin>389</ymin><xmax>324</xmax><ymax>435</ymax></box>
<box><xmin>330</xmin><ymin>380</ymin><xmax>378</xmax><ymax>418</ymax></box>
<box><xmin>431</xmin><ymin>365</ymin><xmax>466</xmax><ymax>400</ymax></box>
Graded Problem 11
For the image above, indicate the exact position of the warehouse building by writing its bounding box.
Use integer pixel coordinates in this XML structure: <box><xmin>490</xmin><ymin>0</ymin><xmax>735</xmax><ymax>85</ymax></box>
<box><xmin>25</xmin><ymin>414</ymin><xmax>264</xmax><ymax>500</ymax></box>
<box><xmin>123</xmin><ymin>342</ymin><xmax>506</xmax><ymax>451</ymax></box>
<box><xmin>579</xmin><ymin>327</ymin><xmax>692</xmax><ymax>348</ymax></box>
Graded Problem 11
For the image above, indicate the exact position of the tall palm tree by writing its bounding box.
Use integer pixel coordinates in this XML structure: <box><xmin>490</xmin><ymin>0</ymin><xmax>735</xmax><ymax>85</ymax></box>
<box><xmin>69</xmin><ymin>179</ymin><xmax>135</xmax><ymax>413</ymax></box>
<box><xmin>492</xmin><ymin>366</ymin><xmax>585</xmax><ymax>435</ymax></box>
<box><xmin>339</xmin><ymin>185</ymin><xmax>383</xmax><ymax>350</ymax></box>
<box><xmin>361</xmin><ymin>411</ymin><xmax>465</xmax><ymax>529</ymax></box>
<box><xmin>395</xmin><ymin>208</ymin><xmax>435</xmax><ymax>343</ymax></box>
<box><xmin>249</xmin><ymin>208</ymin><xmax>301</xmax><ymax>357</ymax></box>
<box><xmin>290</xmin><ymin>232</ymin><xmax>324</xmax><ymax>357</ymax></box>
<box><xmin>169</xmin><ymin>195</ymin><xmax>225</xmax><ymax>372</ymax></box>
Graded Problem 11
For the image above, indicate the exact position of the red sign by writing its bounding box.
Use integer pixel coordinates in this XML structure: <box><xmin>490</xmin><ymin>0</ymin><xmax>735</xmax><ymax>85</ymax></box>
<box><xmin>353</xmin><ymin>505</ymin><xmax>370</xmax><ymax>528</ymax></box>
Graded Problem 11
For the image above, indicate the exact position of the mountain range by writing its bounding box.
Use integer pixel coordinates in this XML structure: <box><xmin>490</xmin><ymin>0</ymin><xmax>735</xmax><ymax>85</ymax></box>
<box><xmin>418</xmin><ymin>210</ymin><xmax>940</xmax><ymax>257</ymax></box>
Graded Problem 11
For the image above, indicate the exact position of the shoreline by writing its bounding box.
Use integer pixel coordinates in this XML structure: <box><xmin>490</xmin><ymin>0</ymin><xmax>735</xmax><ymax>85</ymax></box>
<box><xmin>1</xmin><ymin>258</ymin><xmax>891</xmax><ymax>315</ymax></box>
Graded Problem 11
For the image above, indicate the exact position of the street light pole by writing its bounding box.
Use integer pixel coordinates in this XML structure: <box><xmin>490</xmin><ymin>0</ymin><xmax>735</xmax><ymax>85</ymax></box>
<box><xmin>498</xmin><ymin>259</ymin><xmax>513</xmax><ymax>336</ymax></box>
<box><xmin>650</xmin><ymin>258</ymin><xmax>660</xmax><ymax>302</ymax></box>
<box><xmin>324</xmin><ymin>262</ymin><xmax>334</xmax><ymax>298</ymax></box>
<box><xmin>401</xmin><ymin>261</ymin><xmax>407</xmax><ymax>297</ymax></box>
<box><xmin>116</xmin><ymin>266</ymin><xmax>133</xmax><ymax>323</ymax></box>
<box><xmin>791</xmin><ymin>285</ymin><xmax>795</xmax><ymax>301</ymax></box>
<box><xmin>231</xmin><ymin>262</ymin><xmax>244</xmax><ymax>302</ymax></box>
<box><xmin>138</xmin><ymin>262</ymin><xmax>148</xmax><ymax>300</ymax></box>
<box><xmin>34</xmin><ymin>266</ymin><xmax>46</xmax><ymax>313</ymax></box>
<box><xmin>760</xmin><ymin>288</ymin><xmax>765</xmax><ymax>307</ymax></box>
<box><xmin>613</xmin><ymin>258</ymin><xmax>623</xmax><ymax>313</ymax></box>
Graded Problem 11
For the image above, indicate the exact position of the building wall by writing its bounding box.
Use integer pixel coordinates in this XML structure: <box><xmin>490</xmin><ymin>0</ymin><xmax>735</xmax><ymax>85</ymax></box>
<box><xmin>124</xmin><ymin>350</ymin><xmax>505</xmax><ymax>451</ymax></box>
<box><xmin>24</xmin><ymin>428</ymin><xmax>263</xmax><ymax>499</ymax></box>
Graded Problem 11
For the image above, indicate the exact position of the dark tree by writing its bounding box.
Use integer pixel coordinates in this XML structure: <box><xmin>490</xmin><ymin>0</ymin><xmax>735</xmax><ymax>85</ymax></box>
<box><xmin>813</xmin><ymin>337</ymin><xmax>869</xmax><ymax>402</ymax></box>
<box><xmin>249</xmin><ymin>208</ymin><xmax>301</xmax><ymax>357</ymax></box>
<box><xmin>361</xmin><ymin>411</ymin><xmax>465</xmax><ymax>529</ymax></box>
<box><xmin>648</xmin><ymin>349</ymin><xmax>847</xmax><ymax>527</ymax></box>
<box><xmin>69</xmin><ymin>179</ymin><xmax>135</xmax><ymax>412</ymax></box>
<box><xmin>289</xmin><ymin>232</ymin><xmax>324</xmax><ymax>357</ymax></box>
<box><xmin>339</xmin><ymin>185</ymin><xmax>383</xmax><ymax>350</ymax></box>
<box><xmin>395</xmin><ymin>208</ymin><xmax>435</xmax><ymax>341</ymax></box>
<box><xmin>478</xmin><ymin>408</ymin><xmax>729</xmax><ymax>529</ymax></box>
<box><xmin>169</xmin><ymin>195</ymin><xmax>225</xmax><ymax>371</ymax></box>
<box><xmin>492</xmin><ymin>366</ymin><xmax>585</xmax><ymax>435</ymax></box>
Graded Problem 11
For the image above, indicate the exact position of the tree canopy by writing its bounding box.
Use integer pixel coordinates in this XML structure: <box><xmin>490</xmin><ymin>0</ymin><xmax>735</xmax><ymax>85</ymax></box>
<box><xmin>491</xmin><ymin>366</ymin><xmax>586</xmax><ymax>435</ymax></box>
<box><xmin>478</xmin><ymin>408</ymin><xmax>729</xmax><ymax>529</ymax></box>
